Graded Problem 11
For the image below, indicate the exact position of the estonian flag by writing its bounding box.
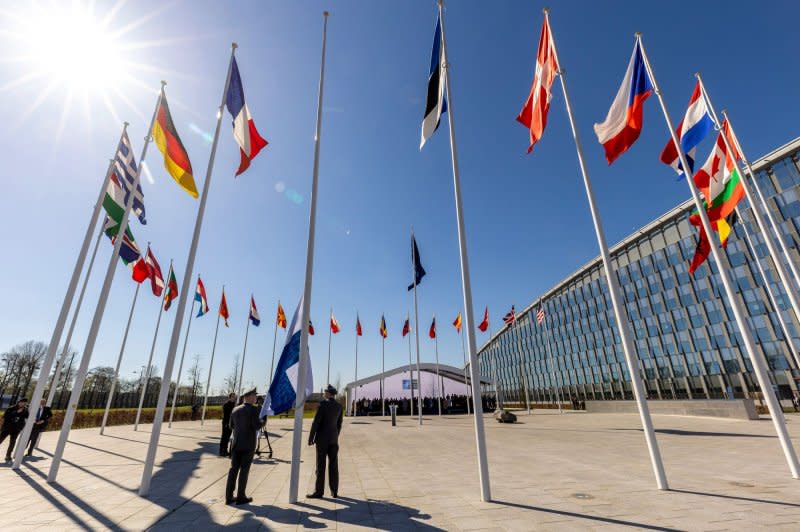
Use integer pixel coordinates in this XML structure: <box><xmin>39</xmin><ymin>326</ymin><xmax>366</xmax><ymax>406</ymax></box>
<box><xmin>261</xmin><ymin>296</ymin><xmax>314</xmax><ymax>417</ymax></box>
<box><xmin>407</xmin><ymin>235</ymin><xmax>427</xmax><ymax>291</ymax></box>
<box><xmin>420</xmin><ymin>14</ymin><xmax>447</xmax><ymax>150</ymax></box>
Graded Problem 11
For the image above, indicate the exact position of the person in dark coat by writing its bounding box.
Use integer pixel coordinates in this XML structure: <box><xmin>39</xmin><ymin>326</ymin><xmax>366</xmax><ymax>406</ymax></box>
<box><xmin>26</xmin><ymin>399</ymin><xmax>52</xmax><ymax>456</ymax></box>
<box><xmin>225</xmin><ymin>388</ymin><xmax>261</xmax><ymax>505</ymax></box>
<box><xmin>220</xmin><ymin>393</ymin><xmax>236</xmax><ymax>457</ymax></box>
<box><xmin>1</xmin><ymin>398</ymin><xmax>29</xmax><ymax>462</ymax></box>
<box><xmin>307</xmin><ymin>384</ymin><xmax>343</xmax><ymax>498</ymax></box>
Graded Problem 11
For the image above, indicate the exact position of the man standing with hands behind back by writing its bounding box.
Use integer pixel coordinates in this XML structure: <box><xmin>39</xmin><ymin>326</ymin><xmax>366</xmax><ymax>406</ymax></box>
<box><xmin>225</xmin><ymin>388</ymin><xmax>260</xmax><ymax>505</ymax></box>
<box><xmin>220</xmin><ymin>393</ymin><xmax>236</xmax><ymax>457</ymax></box>
<box><xmin>307</xmin><ymin>384</ymin><xmax>343</xmax><ymax>499</ymax></box>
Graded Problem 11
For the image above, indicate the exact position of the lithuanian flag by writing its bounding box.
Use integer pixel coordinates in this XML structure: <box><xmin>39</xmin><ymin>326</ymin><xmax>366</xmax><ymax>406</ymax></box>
<box><xmin>152</xmin><ymin>92</ymin><xmax>198</xmax><ymax>198</ymax></box>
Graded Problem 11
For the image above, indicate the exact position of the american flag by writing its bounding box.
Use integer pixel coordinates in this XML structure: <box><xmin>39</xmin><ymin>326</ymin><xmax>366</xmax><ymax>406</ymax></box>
<box><xmin>537</xmin><ymin>307</ymin><xmax>545</xmax><ymax>325</ymax></box>
<box><xmin>114</xmin><ymin>131</ymin><xmax>146</xmax><ymax>225</ymax></box>
<box><xmin>503</xmin><ymin>305</ymin><xmax>516</xmax><ymax>325</ymax></box>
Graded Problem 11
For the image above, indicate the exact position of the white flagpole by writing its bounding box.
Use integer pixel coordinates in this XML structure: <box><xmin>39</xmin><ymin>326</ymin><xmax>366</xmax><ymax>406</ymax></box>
<box><xmin>47</xmin><ymin>228</ymin><xmax>104</xmax><ymax>407</ymax></box>
<box><xmin>735</xmin><ymin>206</ymin><xmax>800</xmax><ymax>369</ymax></box>
<box><xmin>139</xmin><ymin>45</ymin><xmax>237</xmax><ymax>497</ymax></box>
<box><xmin>540</xmin><ymin>300</ymin><xmax>562</xmax><ymax>414</ymax></box>
<box><xmin>411</xmin><ymin>229</ymin><xmax>423</xmax><ymax>425</ymax></box>
<box><xmin>134</xmin><ymin>271</ymin><xmax>168</xmax><ymax>431</ymax></box>
<box><xmin>638</xmin><ymin>34</ymin><xmax>799</xmax><ymax>479</ymax></box>
<box><xmin>237</xmin><ymin>297</ymin><xmax>252</xmax><ymax>397</ymax></box>
<box><xmin>488</xmin><ymin>323</ymin><xmax>501</xmax><ymax>408</ymax></box>
<box><xmin>288</xmin><ymin>11</ymin><xmax>328</xmax><ymax>504</ymax></box>
<box><xmin>407</xmin><ymin>312</ymin><xmax>415</xmax><ymax>417</ymax></box>
<box><xmin>268</xmin><ymin>300</ymin><xmax>280</xmax><ymax>388</ymax></box>
<box><xmin>353</xmin><ymin>317</ymin><xmax>359</xmax><ymax>416</ymax></box>
<box><xmin>381</xmin><ymin>328</ymin><xmax>386</xmax><ymax>416</ymax></box>
<box><xmin>433</xmin><ymin>315</ymin><xmax>441</xmax><ymax>416</ymax></box>
<box><xmin>512</xmin><ymin>320</ymin><xmax>531</xmax><ymax>413</ymax></box>
<box><xmin>13</xmin><ymin>127</ymin><xmax>124</xmax><ymax>469</ymax></box>
<box><xmin>544</xmin><ymin>13</ymin><xmax>667</xmax><ymax>489</ymax></box>
<box><xmin>201</xmin><ymin>292</ymin><xmax>222</xmax><ymax>426</ymax></box>
<box><xmin>169</xmin><ymin>277</ymin><xmax>195</xmax><ymax>428</ymax></box>
<box><xmin>100</xmin><ymin>279</ymin><xmax>143</xmax><ymax>435</ymax></box>
<box><xmin>44</xmin><ymin>86</ymin><xmax>162</xmax><ymax>477</ymax></box>
<box><xmin>438</xmin><ymin>0</ymin><xmax>491</xmax><ymax>501</ymax></box>
<box><xmin>459</xmin><ymin>324</ymin><xmax>471</xmax><ymax>415</ymax></box>
<box><xmin>326</xmin><ymin>307</ymin><xmax>333</xmax><ymax>386</ymax></box>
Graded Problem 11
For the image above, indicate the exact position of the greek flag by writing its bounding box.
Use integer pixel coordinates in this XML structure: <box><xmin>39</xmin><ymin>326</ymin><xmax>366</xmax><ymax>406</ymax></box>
<box><xmin>114</xmin><ymin>131</ymin><xmax>146</xmax><ymax>225</ymax></box>
<box><xmin>261</xmin><ymin>296</ymin><xmax>314</xmax><ymax>417</ymax></box>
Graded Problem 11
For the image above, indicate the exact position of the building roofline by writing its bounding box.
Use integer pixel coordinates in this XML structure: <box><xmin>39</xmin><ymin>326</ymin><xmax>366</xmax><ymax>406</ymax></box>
<box><xmin>344</xmin><ymin>363</ymin><xmax>491</xmax><ymax>390</ymax></box>
<box><xmin>478</xmin><ymin>135</ymin><xmax>800</xmax><ymax>352</ymax></box>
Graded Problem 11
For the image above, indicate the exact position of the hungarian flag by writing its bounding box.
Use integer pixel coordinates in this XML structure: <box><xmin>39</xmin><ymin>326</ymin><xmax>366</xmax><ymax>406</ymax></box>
<box><xmin>308</xmin><ymin>320</ymin><xmax>315</xmax><ymax>336</ymax></box>
<box><xmin>225</xmin><ymin>55</ymin><xmax>268</xmax><ymax>176</ymax></box>
<box><xmin>690</xmin><ymin>212</ymin><xmax>737</xmax><ymax>274</ymax></box>
<box><xmin>402</xmin><ymin>318</ymin><xmax>411</xmax><ymax>337</ymax></box>
<box><xmin>152</xmin><ymin>90</ymin><xmax>198</xmax><ymax>198</ymax></box>
<box><xmin>195</xmin><ymin>277</ymin><xmax>209</xmax><ymax>317</ymax></box>
<box><xmin>249</xmin><ymin>296</ymin><xmax>261</xmax><ymax>326</ymax></box>
<box><xmin>379</xmin><ymin>316</ymin><xmax>388</xmax><ymax>338</ymax></box>
<box><xmin>429</xmin><ymin>317</ymin><xmax>436</xmax><ymax>339</ymax></box>
<box><xmin>356</xmin><ymin>316</ymin><xmax>362</xmax><ymax>337</ymax></box>
<box><xmin>330</xmin><ymin>313</ymin><xmax>341</xmax><ymax>334</ymax></box>
<box><xmin>143</xmin><ymin>246</ymin><xmax>164</xmax><ymax>297</ymax></box>
<box><xmin>219</xmin><ymin>289</ymin><xmax>230</xmax><ymax>327</ymax></box>
<box><xmin>163</xmin><ymin>265</ymin><xmax>179</xmax><ymax>311</ymax></box>
<box><xmin>503</xmin><ymin>305</ymin><xmax>516</xmax><ymax>326</ymax></box>
<box><xmin>452</xmin><ymin>312</ymin><xmax>462</xmax><ymax>333</ymax></box>
<box><xmin>477</xmin><ymin>307</ymin><xmax>489</xmax><ymax>332</ymax></box>
<box><xmin>276</xmin><ymin>302</ymin><xmax>287</xmax><ymax>329</ymax></box>
<box><xmin>516</xmin><ymin>15</ymin><xmax>558</xmax><ymax>154</ymax></box>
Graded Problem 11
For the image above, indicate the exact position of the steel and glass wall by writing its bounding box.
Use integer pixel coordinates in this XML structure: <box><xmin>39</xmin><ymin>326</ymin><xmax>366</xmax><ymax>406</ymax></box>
<box><xmin>478</xmin><ymin>137</ymin><xmax>800</xmax><ymax>405</ymax></box>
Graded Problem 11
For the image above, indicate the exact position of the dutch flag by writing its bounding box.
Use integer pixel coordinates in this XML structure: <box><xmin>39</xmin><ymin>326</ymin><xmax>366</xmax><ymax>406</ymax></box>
<box><xmin>226</xmin><ymin>55</ymin><xmax>268</xmax><ymax>176</ymax></box>
<box><xmin>659</xmin><ymin>81</ymin><xmax>713</xmax><ymax>176</ymax></box>
<box><xmin>261</xmin><ymin>296</ymin><xmax>314</xmax><ymax>417</ymax></box>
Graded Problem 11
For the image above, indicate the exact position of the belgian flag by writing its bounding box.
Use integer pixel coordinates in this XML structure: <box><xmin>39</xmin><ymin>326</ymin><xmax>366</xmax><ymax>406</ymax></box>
<box><xmin>152</xmin><ymin>91</ymin><xmax>198</xmax><ymax>198</ymax></box>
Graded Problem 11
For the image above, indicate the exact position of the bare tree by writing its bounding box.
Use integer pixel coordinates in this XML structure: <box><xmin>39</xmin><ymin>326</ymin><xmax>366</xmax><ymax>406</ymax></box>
<box><xmin>224</xmin><ymin>354</ymin><xmax>240</xmax><ymax>395</ymax></box>
<box><xmin>187</xmin><ymin>354</ymin><xmax>203</xmax><ymax>405</ymax></box>
<box><xmin>0</xmin><ymin>341</ymin><xmax>48</xmax><ymax>401</ymax></box>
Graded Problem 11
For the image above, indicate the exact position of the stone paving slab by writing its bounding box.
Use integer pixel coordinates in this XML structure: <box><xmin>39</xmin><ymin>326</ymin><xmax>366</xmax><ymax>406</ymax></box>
<box><xmin>2</xmin><ymin>410</ymin><xmax>800</xmax><ymax>530</ymax></box>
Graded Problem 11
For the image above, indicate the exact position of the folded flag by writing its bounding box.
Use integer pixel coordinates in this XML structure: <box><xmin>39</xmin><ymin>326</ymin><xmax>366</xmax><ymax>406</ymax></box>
<box><xmin>477</xmin><ymin>306</ymin><xmax>489</xmax><ymax>332</ymax></box>
<box><xmin>308</xmin><ymin>320</ymin><xmax>315</xmax><ymax>336</ymax></box>
<box><xmin>195</xmin><ymin>277</ymin><xmax>209</xmax><ymax>317</ymax></box>
<box><xmin>226</xmin><ymin>55</ymin><xmax>268</xmax><ymax>176</ymax></box>
<box><xmin>330</xmin><ymin>313</ymin><xmax>341</xmax><ymax>334</ymax></box>
<box><xmin>152</xmin><ymin>91</ymin><xmax>198</xmax><ymax>197</ymax></box>
<box><xmin>219</xmin><ymin>289</ymin><xmax>230</xmax><ymax>327</ymax></box>
<box><xmin>380</xmin><ymin>315</ymin><xmax>388</xmax><ymax>338</ymax></box>
<box><xmin>594</xmin><ymin>39</ymin><xmax>652</xmax><ymax>164</ymax></box>
<box><xmin>261</xmin><ymin>296</ymin><xmax>314</xmax><ymax>417</ymax></box>
<box><xmin>503</xmin><ymin>305</ymin><xmax>516</xmax><ymax>326</ymax></box>
<box><xmin>249</xmin><ymin>296</ymin><xmax>261</xmax><ymax>326</ymax></box>
<box><xmin>429</xmin><ymin>317</ymin><xmax>436</xmax><ymax>339</ymax></box>
<box><xmin>277</xmin><ymin>302</ymin><xmax>287</xmax><ymax>329</ymax></box>
<box><xmin>659</xmin><ymin>81</ymin><xmax>713</xmax><ymax>175</ymax></box>
<box><xmin>407</xmin><ymin>235</ymin><xmax>427</xmax><ymax>291</ymax></box>
<box><xmin>452</xmin><ymin>312</ymin><xmax>462</xmax><ymax>333</ymax></box>
<box><xmin>356</xmin><ymin>316</ymin><xmax>362</xmax><ymax>337</ymax></box>
<box><xmin>163</xmin><ymin>265</ymin><xmax>179</xmax><ymax>311</ymax></box>
<box><xmin>402</xmin><ymin>318</ymin><xmax>411</xmax><ymax>337</ymax></box>
<box><xmin>516</xmin><ymin>15</ymin><xmax>559</xmax><ymax>153</ymax></box>
<box><xmin>420</xmin><ymin>14</ymin><xmax>447</xmax><ymax>150</ymax></box>
<box><xmin>113</xmin><ymin>130</ymin><xmax>146</xmax><ymax>224</ymax></box>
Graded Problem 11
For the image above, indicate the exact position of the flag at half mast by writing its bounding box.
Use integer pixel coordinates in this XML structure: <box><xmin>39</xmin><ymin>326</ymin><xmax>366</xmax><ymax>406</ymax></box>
<box><xmin>152</xmin><ymin>90</ymin><xmax>198</xmax><ymax>197</ymax></box>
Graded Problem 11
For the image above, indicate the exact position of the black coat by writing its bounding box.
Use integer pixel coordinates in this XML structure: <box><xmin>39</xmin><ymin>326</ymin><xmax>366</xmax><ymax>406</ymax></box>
<box><xmin>222</xmin><ymin>400</ymin><xmax>235</xmax><ymax>427</ymax></box>
<box><xmin>229</xmin><ymin>403</ymin><xmax>261</xmax><ymax>453</ymax></box>
<box><xmin>32</xmin><ymin>405</ymin><xmax>52</xmax><ymax>429</ymax></box>
<box><xmin>309</xmin><ymin>398</ymin><xmax>343</xmax><ymax>447</ymax></box>
<box><xmin>2</xmin><ymin>405</ymin><xmax>29</xmax><ymax>434</ymax></box>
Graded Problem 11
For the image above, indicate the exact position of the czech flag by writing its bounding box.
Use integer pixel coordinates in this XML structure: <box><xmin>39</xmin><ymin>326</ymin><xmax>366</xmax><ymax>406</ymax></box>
<box><xmin>195</xmin><ymin>277</ymin><xmax>209</xmax><ymax>317</ymax></box>
<box><xmin>226</xmin><ymin>55</ymin><xmax>268</xmax><ymax>176</ymax></box>
<box><xmin>593</xmin><ymin>39</ymin><xmax>652</xmax><ymax>164</ymax></box>
<box><xmin>249</xmin><ymin>296</ymin><xmax>261</xmax><ymax>326</ymax></box>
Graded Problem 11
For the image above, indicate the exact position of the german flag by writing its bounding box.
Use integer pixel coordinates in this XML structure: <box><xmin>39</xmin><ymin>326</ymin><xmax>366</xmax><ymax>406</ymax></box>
<box><xmin>152</xmin><ymin>91</ymin><xmax>198</xmax><ymax>198</ymax></box>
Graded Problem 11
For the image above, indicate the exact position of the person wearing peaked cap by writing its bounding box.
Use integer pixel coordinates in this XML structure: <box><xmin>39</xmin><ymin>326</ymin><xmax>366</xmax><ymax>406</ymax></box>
<box><xmin>225</xmin><ymin>387</ymin><xmax>260</xmax><ymax>505</ymax></box>
<box><xmin>307</xmin><ymin>384</ymin><xmax>343</xmax><ymax>499</ymax></box>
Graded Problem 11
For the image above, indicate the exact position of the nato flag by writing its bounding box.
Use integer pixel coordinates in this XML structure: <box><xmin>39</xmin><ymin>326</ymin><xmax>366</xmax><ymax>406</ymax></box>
<box><xmin>408</xmin><ymin>235</ymin><xmax>427</xmax><ymax>291</ymax></box>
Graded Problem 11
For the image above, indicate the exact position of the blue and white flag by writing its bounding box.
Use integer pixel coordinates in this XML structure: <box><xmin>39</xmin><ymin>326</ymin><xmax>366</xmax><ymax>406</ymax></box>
<box><xmin>659</xmin><ymin>81</ymin><xmax>713</xmax><ymax>176</ymax></box>
<box><xmin>114</xmin><ymin>130</ymin><xmax>146</xmax><ymax>225</ymax></box>
<box><xmin>261</xmin><ymin>296</ymin><xmax>313</xmax><ymax>417</ymax></box>
<box><xmin>420</xmin><ymin>14</ymin><xmax>447</xmax><ymax>150</ymax></box>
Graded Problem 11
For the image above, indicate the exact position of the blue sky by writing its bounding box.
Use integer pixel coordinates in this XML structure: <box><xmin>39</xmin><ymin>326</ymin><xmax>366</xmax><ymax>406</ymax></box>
<box><xmin>1</xmin><ymin>0</ymin><xmax>798</xmax><ymax>395</ymax></box>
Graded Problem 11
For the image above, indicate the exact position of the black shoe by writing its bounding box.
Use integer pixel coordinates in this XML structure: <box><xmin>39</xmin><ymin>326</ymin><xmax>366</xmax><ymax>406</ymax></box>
<box><xmin>225</xmin><ymin>498</ymin><xmax>235</xmax><ymax>505</ymax></box>
<box><xmin>306</xmin><ymin>492</ymin><xmax>323</xmax><ymax>499</ymax></box>
<box><xmin>4</xmin><ymin>457</ymin><xmax>10</xmax><ymax>463</ymax></box>
<box><xmin>331</xmin><ymin>492</ymin><xmax>338</xmax><ymax>498</ymax></box>
<box><xmin>234</xmin><ymin>497</ymin><xmax>253</xmax><ymax>505</ymax></box>
<box><xmin>25</xmin><ymin>453</ymin><xmax>32</xmax><ymax>457</ymax></box>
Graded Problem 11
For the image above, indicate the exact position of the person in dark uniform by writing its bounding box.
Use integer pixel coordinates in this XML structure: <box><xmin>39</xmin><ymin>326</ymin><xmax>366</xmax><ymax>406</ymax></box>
<box><xmin>26</xmin><ymin>399</ymin><xmax>52</xmax><ymax>457</ymax></box>
<box><xmin>220</xmin><ymin>393</ymin><xmax>236</xmax><ymax>457</ymax></box>
<box><xmin>307</xmin><ymin>384</ymin><xmax>343</xmax><ymax>498</ymax></box>
<box><xmin>1</xmin><ymin>398</ymin><xmax>29</xmax><ymax>462</ymax></box>
<box><xmin>225</xmin><ymin>388</ymin><xmax>260</xmax><ymax>505</ymax></box>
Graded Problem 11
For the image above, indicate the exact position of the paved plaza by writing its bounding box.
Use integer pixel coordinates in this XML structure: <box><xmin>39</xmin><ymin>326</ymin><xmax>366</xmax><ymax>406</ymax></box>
<box><xmin>1</xmin><ymin>410</ymin><xmax>800</xmax><ymax>530</ymax></box>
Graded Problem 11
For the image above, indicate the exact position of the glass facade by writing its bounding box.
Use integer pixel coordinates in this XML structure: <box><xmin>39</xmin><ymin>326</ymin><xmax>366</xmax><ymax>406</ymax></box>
<box><xmin>478</xmin><ymin>138</ymin><xmax>800</xmax><ymax>405</ymax></box>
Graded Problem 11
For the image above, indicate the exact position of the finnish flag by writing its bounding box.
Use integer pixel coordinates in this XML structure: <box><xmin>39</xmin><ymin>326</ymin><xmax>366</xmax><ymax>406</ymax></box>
<box><xmin>261</xmin><ymin>296</ymin><xmax>314</xmax><ymax>417</ymax></box>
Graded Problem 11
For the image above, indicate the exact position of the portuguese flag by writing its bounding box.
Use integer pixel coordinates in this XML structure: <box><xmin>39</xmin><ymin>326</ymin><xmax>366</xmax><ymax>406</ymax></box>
<box><xmin>152</xmin><ymin>91</ymin><xmax>198</xmax><ymax>198</ymax></box>
<box><xmin>163</xmin><ymin>265</ymin><xmax>179</xmax><ymax>311</ymax></box>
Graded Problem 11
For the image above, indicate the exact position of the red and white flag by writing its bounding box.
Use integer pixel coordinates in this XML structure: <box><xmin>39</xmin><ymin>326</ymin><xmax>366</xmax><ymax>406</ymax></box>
<box><xmin>402</xmin><ymin>318</ymin><xmax>411</xmax><ymax>337</ymax></box>
<box><xmin>503</xmin><ymin>305</ymin><xmax>516</xmax><ymax>326</ymax></box>
<box><xmin>356</xmin><ymin>316</ymin><xmax>362</xmax><ymax>336</ymax></box>
<box><xmin>144</xmin><ymin>247</ymin><xmax>165</xmax><ymax>297</ymax></box>
<box><xmin>516</xmin><ymin>15</ymin><xmax>559</xmax><ymax>153</ymax></box>
<box><xmin>537</xmin><ymin>307</ymin><xmax>545</xmax><ymax>325</ymax></box>
<box><xmin>330</xmin><ymin>313</ymin><xmax>341</xmax><ymax>334</ymax></box>
<box><xmin>477</xmin><ymin>306</ymin><xmax>489</xmax><ymax>332</ymax></box>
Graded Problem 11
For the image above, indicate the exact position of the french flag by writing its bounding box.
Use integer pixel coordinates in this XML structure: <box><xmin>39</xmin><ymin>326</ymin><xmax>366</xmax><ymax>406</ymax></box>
<box><xmin>594</xmin><ymin>40</ymin><xmax>653</xmax><ymax>164</ymax></box>
<box><xmin>659</xmin><ymin>81</ymin><xmax>713</xmax><ymax>176</ymax></box>
<box><xmin>226</xmin><ymin>55</ymin><xmax>268</xmax><ymax>176</ymax></box>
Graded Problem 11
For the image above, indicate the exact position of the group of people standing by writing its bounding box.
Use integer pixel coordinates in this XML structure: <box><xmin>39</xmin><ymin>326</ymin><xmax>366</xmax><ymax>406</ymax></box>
<box><xmin>219</xmin><ymin>384</ymin><xmax>343</xmax><ymax>505</ymax></box>
<box><xmin>1</xmin><ymin>398</ymin><xmax>52</xmax><ymax>462</ymax></box>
